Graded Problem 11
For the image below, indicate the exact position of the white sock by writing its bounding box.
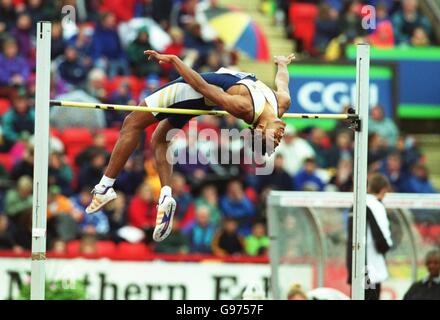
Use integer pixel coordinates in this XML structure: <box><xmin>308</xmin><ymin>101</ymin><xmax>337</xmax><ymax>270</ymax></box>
<box><xmin>95</xmin><ymin>175</ymin><xmax>116</xmax><ymax>192</ymax></box>
<box><xmin>159</xmin><ymin>186</ymin><xmax>172</xmax><ymax>204</ymax></box>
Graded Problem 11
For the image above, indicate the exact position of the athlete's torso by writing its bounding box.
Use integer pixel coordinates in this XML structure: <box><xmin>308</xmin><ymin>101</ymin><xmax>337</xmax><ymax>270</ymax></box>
<box><xmin>147</xmin><ymin>68</ymin><xmax>279</xmax><ymax>127</ymax></box>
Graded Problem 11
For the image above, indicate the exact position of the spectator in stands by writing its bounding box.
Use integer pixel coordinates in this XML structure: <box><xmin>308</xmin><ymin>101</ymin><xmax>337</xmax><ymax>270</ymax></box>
<box><xmin>395</xmin><ymin>135</ymin><xmax>421</xmax><ymax>172</ymax></box>
<box><xmin>338</xmin><ymin>0</ymin><xmax>368</xmax><ymax>42</ymax></box>
<box><xmin>186</xmin><ymin>205</ymin><xmax>217</xmax><ymax>254</ymax></box>
<box><xmin>326</xmin><ymin>131</ymin><xmax>353</xmax><ymax>168</ymax></box>
<box><xmin>153</xmin><ymin>0</ymin><xmax>173</xmax><ymax>28</ymax></box>
<box><xmin>368</xmin><ymin>132</ymin><xmax>389</xmax><ymax>168</ymax></box>
<box><xmin>46</xmin><ymin>185</ymin><xmax>81</xmax><ymax>244</ymax></box>
<box><xmin>287</xmin><ymin>284</ymin><xmax>308</xmax><ymax>300</ymax></box>
<box><xmin>174</xmin><ymin>0</ymin><xmax>198</xmax><ymax>30</ymax></box>
<box><xmin>25</xmin><ymin>0</ymin><xmax>56</xmax><ymax>28</ymax></box>
<box><xmin>410</xmin><ymin>27</ymin><xmax>430</xmax><ymax>46</ymax></box>
<box><xmin>51</xmin><ymin>21</ymin><xmax>65</xmax><ymax>60</ymax></box>
<box><xmin>257</xmin><ymin>154</ymin><xmax>292</xmax><ymax>192</ymax></box>
<box><xmin>171</xmin><ymin>172</ymin><xmax>195</xmax><ymax>231</ymax></box>
<box><xmin>4</xmin><ymin>175</ymin><xmax>32</xmax><ymax>220</ymax></box>
<box><xmin>1</xmin><ymin>91</ymin><xmax>34</xmax><ymax>150</ymax></box>
<box><xmin>66</xmin><ymin>24</ymin><xmax>93</xmax><ymax>65</ymax></box>
<box><xmin>161</xmin><ymin>28</ymin><xmax>185</xmax><ymax>79</ymax></box>
<box><xmin>108</xmin><ymin>80</ymin><xmax>135</xmax><ymax>106</ymax></box>
<box><xmin>10</xmin><ymin>13</ymin><xmax>32</xmax><ymax>62</ymax></box>
<box><xmin>58</xmin><ymin>46</ymin><xmax>90</xmax><ymax>87</ymax></box>
<box><xmin>105</xmin><ymin>81</ymin><xmax>132</xmax><ymax>127</ymax></box>
<box><xmin>77</xmin><ymin>151</ymin><xmax>108</xmax><ymax>191</ymax></box>
<box><xmin>0</xmin><ymin>38</ymin><xmax>30</xmax><ymax>88</ymax></box>
<box><xmin>86</xmin><ymin>68</ymin><xmax>108</xmax><ymax>101</ymax></box>
<box><xmin>220</xmin><ymin>179</ymin><xmax>255</xmax><ymax>236</ymax></box>
<box><xmin>245</xmin><ymin>221</ymin><xmax>269</xmax><ymax>256</ymax></box>
<box><xmin>0</xmin><ymin>0</ymin><xmax>17</xmax><ymax>32</ymax></box>
<box><xmin>347</xmin><ymin>173</ymin><xmax>393</xmax><ymax>300</ymax></box>
<box><xmin>368</xmin><ymin>3</ymin><xmax>395</xmax><ymax>48</ymax></box>
<box><xmin>79</xmin><ymin>235</ymin><xmax>98</xmax><ymax>255</ymax></box>
<box><xmin>126</xmin><ymin>27</ymin><xmax>161</xmax><ymax>77</ymax></box>
<box><xmin>91</xmin><ymin>12</ymin><xmax>128</xmax><ymax>77</ymax></box>
<box><xmin>329</xmin><ymin>158</ymin><xmax>353</xmax><ymax>192</ymax></box>
<box><xmin>294</xmin><ymin>158</ymin><xmax>326</xmax><ymax>191</ymax></box>
<box><xmin>103</xmin><ymin>191</ymin><xmax>127</xmax><ymax>243</ymax></box>
<box><xmin>403</xmin><ymin>164</ymin><xmax>437</xmax><ymax>193</ymax></box>
<box><xmin>154</xmin><ymin>222</ymin><xmax>189</xmax><ymax>254</ymax></box>
<box><xmin>369</xmin><ymin>105</ymin><xmax>399</xmax><ymax>147</ymax></box>
<box><xmin>75</xmin><ymin>132</ymin><xmax>110</xmax><ymax>167</ymax></box>
<box><xmin>194</xmin><ymin>183</ymin><xmax>221</xmax><ymax>225</ymax></box>
<box><xmin>51</xmin><ymin>238</ymin><xmax>67</xmax><ymax>254</ymax></box>
<box><xmin>11</xmin><ymin>144</ymin><xmax>33</xmax><ymax>180</ymax></box>
<box><xmin>134</xmin><ymin>0</ymin><xmax>153</xmax><ymax>18</ymax></box>
<box><xmin>199</xmin><ymin>51</ymin><xmax>223</xmax><ymax>73</ymax></box>
<box><xmin>273</xmin><ymin>124</ymin><xmax>315</xmax><ymax>176</ymax></box>
<box><xmin>82</xmin><ymin>1</ymin><xmax>101</xmax><ymax>22</ymax></box>
<box><xmin>313</xmin><ymin>3</ymin><xmax>340</xmax><ymax>55</ymax></box>
<box><xmin>174</xmin><ymin>134</ymin><xmax>212</xmax><ymax>187</ymax></box>
<box><xmin>48</xmin><ymin>152</ymin><xmax>73</xmax><ymax>196</ymax></box>
<box><xmin>380</xmin><ymin>152</ymin><xmax>408</xmax><ymax>192</ymax></box>
<box><xmin>72</xmin><ymin>187</ymin><xmax>110</xmax><ymax>239</ymax></box>
<box><xmin>0</xmin><ymin>214</ymin><xmax>22</xmax><ymax>252</ymax></box>
<box><xmin>404</xmin><ymin>249</ymin><xmax>440</xmax><ymax>300</ymax></box>
<box><xmin>114</xmin><ymin>155</ymin><xmax>145</xmax><ymax>196</ymax></box>
<box><xmin>183</xmin><ymin>22</ymin><xmax>216</xmax><ymax>68</ymax></box>
<box><xmin>212</xmin><ymin>217</ymin><xmax>245</xmax><ymax>257</ymax></box>
<box><xmin>307</xmin><ymin>127</ymin><xmax>330</xmax><ymax>168</ymax></box>
<box><xmin>139</xmin><ymin>74</ymin><xmax>161</xmax><ymax>100</ymax></box>
<box><xmin>128</xmin><ymin>183</ymin><xmax>157</xmax><ymax>240</ymax></box>
<box><xmin>144</xmin><ymin>156</ymin><xmax>162</xmax><ymax>200</ymax></box>
<box><xmin>392</xmin><ymin>0</ymin><xmax>431</xmax><ymax>46</ymax></box>
<box><xmin>214</xmin><ymin>39</ymin><xmax>236</xmax><ymax>68</ymax></box>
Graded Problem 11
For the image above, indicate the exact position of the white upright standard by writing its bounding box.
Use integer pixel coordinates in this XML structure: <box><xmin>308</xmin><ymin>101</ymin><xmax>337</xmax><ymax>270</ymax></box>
<box><xmin>31</xmin><ymin>21</ymin><xmax>52</xmax><ymax>300</ymax></box>
<box><xmin>351</xmin><ymin>44</ymin><xmax>370</xmax><ymax>300</ymax></box>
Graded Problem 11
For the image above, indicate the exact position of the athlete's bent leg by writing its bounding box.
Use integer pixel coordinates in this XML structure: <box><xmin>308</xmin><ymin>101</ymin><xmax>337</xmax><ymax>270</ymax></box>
<box><xmin>151</xmin><ymin>119</ymin><xmax>179</xmax><ymax>242</ymax></box>
<box><xmin>86</xmin><ymin>101</ymin><xmax>158</xmax><ymax>214</ymax></box>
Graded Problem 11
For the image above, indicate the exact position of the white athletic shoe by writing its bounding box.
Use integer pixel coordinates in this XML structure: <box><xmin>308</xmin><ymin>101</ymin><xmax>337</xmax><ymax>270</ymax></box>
<box><xmin>85</xmin><ymin>187</ymin><xmax>118</xmax><ymax>214</ymax></box>
<box><xmin>152</xmin><ymin>196</ymin><xmax>176</xmax><ymax>242</ymax></box>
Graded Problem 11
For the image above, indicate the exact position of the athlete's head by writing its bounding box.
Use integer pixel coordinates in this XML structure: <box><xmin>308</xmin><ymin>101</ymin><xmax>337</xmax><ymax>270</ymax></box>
<box><xmin>252</xmin><ymin>118</ymin><xmax>286</xmax><ymax>156</ymax></box>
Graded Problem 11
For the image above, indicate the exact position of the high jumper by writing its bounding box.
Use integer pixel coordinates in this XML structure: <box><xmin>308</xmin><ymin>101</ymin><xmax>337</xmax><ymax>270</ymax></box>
<box><xmin>85</xmin><ymin>50</ymin><xmax>296</xmax><ymax>242</ymax></box>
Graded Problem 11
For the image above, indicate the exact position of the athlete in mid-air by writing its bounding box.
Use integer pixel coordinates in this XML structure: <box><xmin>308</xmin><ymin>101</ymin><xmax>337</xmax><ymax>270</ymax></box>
<box><xmin>86</xmin><ymin>50</ymin><xmax>295</xmax><ymax>242</ymax></box>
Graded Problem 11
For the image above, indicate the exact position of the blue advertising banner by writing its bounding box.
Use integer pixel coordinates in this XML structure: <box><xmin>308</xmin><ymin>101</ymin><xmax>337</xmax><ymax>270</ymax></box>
<box><xmin>286</xmin><ymin>63</ymin><xmax>395</xmax><ymax>129</ymax></box>
<box><xmin>346</xmin><ymin>46</ymin><xmax>440</xmax><ymax>119</ymax></box>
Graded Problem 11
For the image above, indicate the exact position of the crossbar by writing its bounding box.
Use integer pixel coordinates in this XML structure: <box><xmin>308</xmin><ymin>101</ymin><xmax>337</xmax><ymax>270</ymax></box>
<box><xmin>50</xmin><ymin>100</ymin><xmax>359</xmax><ymax>120</ymax></box>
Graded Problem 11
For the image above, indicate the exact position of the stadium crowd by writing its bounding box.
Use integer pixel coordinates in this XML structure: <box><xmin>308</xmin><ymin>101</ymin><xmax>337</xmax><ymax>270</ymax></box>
<box><xmin>274</xmin><ymin>0</ymin><xmax>436</xmax><ymax>58</ymax></box>
<box><xmin>0</xmin><ymin>0</ymin><xmax>438</xmax><ymax>258</ymax></box>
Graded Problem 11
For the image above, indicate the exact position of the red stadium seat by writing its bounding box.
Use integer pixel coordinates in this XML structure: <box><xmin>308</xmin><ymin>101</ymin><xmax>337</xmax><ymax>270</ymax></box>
<box><xmin>50</xmin><ymin>127</ymin><xmax>62</xmax><ymax>140</ymax></box>
<box><xmin>66</xmin><ymin>240</ymin><xmax>81</xmax><ymax>255</ymax></box>
<box><xmin>60</xmin><ymin>128</ymin><xmax>93</xmax><ymax>146</ymax></box>
<box><xmin>289</xmin><ymin>3</ymin><xmax>318</xmax><ymax>54</ymax></box>
<box><xmin>117</xmin><ymin>242</ymin><xmax>149</xmax><ymax>259</ymax></box>
<box><xmin>60</xmin><ymin>128</ymin><xmax>94</xmax><ymax>160</ymax></box>
<box><xmin>0</xmin><ymin>153</ymin><xmax>13</xmax><ymax>172</ymax></box>
<box><xmin>0</xmin><ymin>98</ymin><xmax>11</xmax><ymax>116</ymax></box>
<box><xmin>100</xmin><ymin>128</ymin><xmax>120</xmax><ymax>152</ymax></box>
<box><xmin>96</xmin><ymin>241</ymin><xmax>117</xmax><ymax>256</ymax></box>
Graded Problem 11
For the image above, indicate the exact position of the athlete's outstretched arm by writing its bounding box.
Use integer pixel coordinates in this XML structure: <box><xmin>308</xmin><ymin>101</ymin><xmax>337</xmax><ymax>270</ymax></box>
<box><xmin>274</xmin><ymin>54</ymin><xmax>295</xmax><ymax>116</ymax></box>
<box><xmin>144</xmin><ymin>50</ymin><xmax>252</xmax><ymax>121</ymax></box>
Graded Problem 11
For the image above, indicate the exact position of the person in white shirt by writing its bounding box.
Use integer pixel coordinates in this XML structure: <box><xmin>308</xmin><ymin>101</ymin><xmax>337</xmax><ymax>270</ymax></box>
<box><xmin>346</xmin><ymin>173</ymin><xmax>393</xmax><ymax>300</ymax></box>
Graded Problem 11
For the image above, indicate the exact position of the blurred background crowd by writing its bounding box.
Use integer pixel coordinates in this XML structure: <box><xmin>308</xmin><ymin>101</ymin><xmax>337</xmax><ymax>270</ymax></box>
<box><xmin>0</xmin><ymin>0</ymin><xmax>438</xmax><ymax>259</ymax></box>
